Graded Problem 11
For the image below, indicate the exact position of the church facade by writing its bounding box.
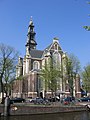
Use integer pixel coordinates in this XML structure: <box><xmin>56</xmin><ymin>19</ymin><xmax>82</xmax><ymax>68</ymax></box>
<box><xmin>12</xmin><ymin>18</ymin><xmax>81</xmax><ymax>98</ymax></box>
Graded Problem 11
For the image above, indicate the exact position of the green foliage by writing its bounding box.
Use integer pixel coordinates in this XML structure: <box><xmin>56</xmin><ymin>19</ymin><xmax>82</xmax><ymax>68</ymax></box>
<box><xmin>83</xmin><ymin>2</ymin><xmax>90</xmax><ymax>31</ymax></box>
<box><xmin>82</xmin><ymin>64</ymin><xmax>90</xmax><ymax>91</ymax></box>
<box><xmin>68</xmin><ymin>53</ymin><xmax>81</xmax><ymax>73</ymax></box>
<box><xmin>40</xmin><ymin>59</ymin><xmax>61</xmax><ymax>93</ymax></box>
<box><xmin>0</xmin><ymin>43</ymin><xmax>19</xmax><ymax>96</ymax></box>
<box><xmin>83</xmin><ymin>26</ymin><xmax>90</xmax><ymax>31</ymax></box>
<box><xmin>65</xmin><ymin>53</ymin><xmax>81</xmax><ymax>96</ymax></box>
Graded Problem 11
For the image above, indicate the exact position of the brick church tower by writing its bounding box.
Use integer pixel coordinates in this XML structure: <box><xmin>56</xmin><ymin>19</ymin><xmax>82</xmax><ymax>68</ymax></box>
<box><xmin>12</xmin><ymin>18</ymin><xmax>81</xmax><ymax>98</ymax></box>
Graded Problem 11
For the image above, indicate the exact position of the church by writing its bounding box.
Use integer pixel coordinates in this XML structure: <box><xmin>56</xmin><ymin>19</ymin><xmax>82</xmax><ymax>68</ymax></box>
<box><xmin>12</xmin><ymin>18</ymin><xmax>81</xmax><ymax>98</ymax></box>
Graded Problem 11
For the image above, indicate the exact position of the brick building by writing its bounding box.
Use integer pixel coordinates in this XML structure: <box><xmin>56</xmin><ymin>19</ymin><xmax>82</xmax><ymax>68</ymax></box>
<box><xmin>12</xmin><ymin>18</ymin><xmax>81</xmax><ymax>98</ymax></box>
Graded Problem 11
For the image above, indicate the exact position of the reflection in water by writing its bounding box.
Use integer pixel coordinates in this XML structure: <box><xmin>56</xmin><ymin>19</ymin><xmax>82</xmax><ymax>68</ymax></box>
<box><xmin>0</xmin><ymin>111</ymin><xmax>90</xmax><ymax>120</ymax></box>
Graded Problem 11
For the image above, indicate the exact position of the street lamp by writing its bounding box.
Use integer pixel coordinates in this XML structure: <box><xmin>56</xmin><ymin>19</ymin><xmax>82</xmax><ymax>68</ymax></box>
<box><xmin>37</xmin><ymin>73</ymin><xmax>39</xmax><ymax>97</ymax></box>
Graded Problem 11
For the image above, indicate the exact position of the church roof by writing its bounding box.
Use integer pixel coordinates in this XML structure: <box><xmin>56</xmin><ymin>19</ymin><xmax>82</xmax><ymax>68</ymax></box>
<box><xmin>30</xmin><ymin>49</ymin><xmax>43</xmax><ymax>58</ymax></box>
<box><xmin>44</xmin><ymin>44</ymin><xmax>52</xmax><ymax>52</ymax></box>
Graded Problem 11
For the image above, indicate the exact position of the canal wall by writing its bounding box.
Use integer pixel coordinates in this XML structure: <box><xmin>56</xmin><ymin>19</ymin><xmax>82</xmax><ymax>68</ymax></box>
<box><xmin>0</xmin><ymin>104</ymin><xmax>87</xmax><ymax>116</ymax></box>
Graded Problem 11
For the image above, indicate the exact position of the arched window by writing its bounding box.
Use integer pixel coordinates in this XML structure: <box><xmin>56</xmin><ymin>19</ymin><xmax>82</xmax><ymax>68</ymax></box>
<box><xmin>53</xmin><ymin>52</ymin><xmax>61</xmax><ymax>68</ymax></box>
<box><xmin>54</xmin><ymin>43</ymin><xmax>58</xmax><ymax>50</ymax></box>
<box><xmin>33</xmin><ymin>61</ymin><xmax>40</xmax><ymax>70</ymax></box>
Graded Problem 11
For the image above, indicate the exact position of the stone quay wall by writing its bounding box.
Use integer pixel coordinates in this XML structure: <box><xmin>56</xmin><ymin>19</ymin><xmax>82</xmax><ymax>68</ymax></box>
<box><xmin>0</xmin><ymin>104</ymin><xmax>87</xmax><ymax>116</ymax></box>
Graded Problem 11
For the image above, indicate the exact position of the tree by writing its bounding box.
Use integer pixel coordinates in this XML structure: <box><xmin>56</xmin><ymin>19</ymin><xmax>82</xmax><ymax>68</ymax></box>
<box><xmin>40</xmin><ymin>59</ymin><xmax>61</xmax><ymax>97</ymax></box>
<box><xmin>82</xmin><ymin>64</ymin><xmax>90</xmax><ymax>92</ymax></box>
<box><xmin>65</xmin><ymin>53</ymin><xmax>81</xmax><ymax>96</ymax></box>
<box><xmin>3</xmin><ymin>58</ymin><xmax>16</xmax><ymax>96</ymax></box>
<box><xmin>83</xmin><ymin>1</ymin><xmax>90</xmax><ymax>31</ymax></box>
<box><xmin>68</xmin><ymin>54</ymin><xmax>81</xmax><ymax>74</ymax></box>
<box><xmin>0</xmin><ymin>43</ymin><xmax>19</xmax><ymax>100</ymax></box>
<box><xmin>83</xmin><ymin>26</ymin><xmax>90</xmax><ymax>31</ymax></box>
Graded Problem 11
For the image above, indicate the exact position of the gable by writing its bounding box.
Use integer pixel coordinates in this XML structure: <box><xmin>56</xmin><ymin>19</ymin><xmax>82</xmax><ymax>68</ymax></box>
<box><xmin>44</xmin><ymin>40</ymin><xmax>62</xmax><ymax>53</ymax></box>
<box><xmin>50</xmin><ymin>41</ymin><xmax>62</xmax><ymax>51</ymax></box>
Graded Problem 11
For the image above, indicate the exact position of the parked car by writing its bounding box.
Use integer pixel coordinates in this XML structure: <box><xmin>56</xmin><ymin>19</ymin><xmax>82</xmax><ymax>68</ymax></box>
<box><xmin>78</xmin><ymin>97</ymin><xmax>90</xmax><ymax>102</ymax></box>
<box><xmin>31</xmin><ymin>97</ymin><xmax>49</xmax><ymax>104</ymax></box>
<box><xmin>25</xmin><ymin>97</ymin><xmax>33</xmax><ymax>103</ymax></box>
<box><xmin>10</xmin><ymin>97</ymin><xmax>25</xmax><ymax>103</ymax></box>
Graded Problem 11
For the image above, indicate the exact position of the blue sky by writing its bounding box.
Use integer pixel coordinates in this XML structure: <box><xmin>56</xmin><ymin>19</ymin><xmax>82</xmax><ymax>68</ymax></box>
<box><xmin>0</xmin><ymin>0</ymin><xmax>90</xmax><ymax>69</ymax></box>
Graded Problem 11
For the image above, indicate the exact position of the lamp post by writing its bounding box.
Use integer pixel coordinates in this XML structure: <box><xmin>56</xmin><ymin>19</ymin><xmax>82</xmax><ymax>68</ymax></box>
<box><xmin>37</xmin><ymin>73</ymin><xmax>39</xmax><ymax>97</ymax></box>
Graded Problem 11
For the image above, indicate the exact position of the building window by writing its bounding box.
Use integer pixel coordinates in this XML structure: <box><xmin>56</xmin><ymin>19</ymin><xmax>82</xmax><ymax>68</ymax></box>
<box><xmin>54</xmin><ymin>43</ymin><xmax>58</xmax><ymax>50</ymax></box>
<box><xmin>33</xmin><ymin>61</ymin><xmax>40</xmax><ymax>70</ymax></box>
<box><xmin>53</xmin><ymin>52</ymin><xmax>61</xmax><ymax>68</ymax></box>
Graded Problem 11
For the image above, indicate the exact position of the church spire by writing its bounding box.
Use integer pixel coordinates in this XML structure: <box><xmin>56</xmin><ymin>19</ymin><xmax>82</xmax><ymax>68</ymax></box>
<box><xmin>26</xmin><ymin>17</ymin><xmax>37</xmax><ymax>54</ymax></box>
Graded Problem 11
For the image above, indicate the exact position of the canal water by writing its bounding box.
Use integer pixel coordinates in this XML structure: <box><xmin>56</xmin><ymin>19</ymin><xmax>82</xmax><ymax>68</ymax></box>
<box><xmin>0</xmin><ymin>111</ymin><xmax>90</xmax><ymax>120</ymax></box>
